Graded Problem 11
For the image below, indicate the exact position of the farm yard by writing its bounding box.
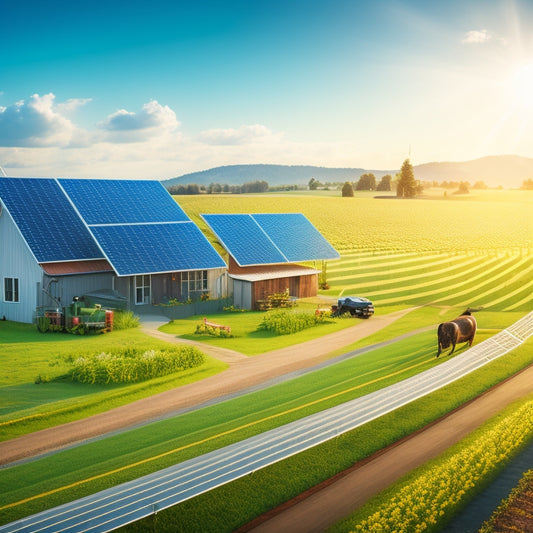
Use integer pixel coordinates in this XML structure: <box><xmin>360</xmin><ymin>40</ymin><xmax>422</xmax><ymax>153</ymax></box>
<box><xmin>0</xmin><ymin>189</ymin><xmax>532</xmax><ymax>532</ymax></box>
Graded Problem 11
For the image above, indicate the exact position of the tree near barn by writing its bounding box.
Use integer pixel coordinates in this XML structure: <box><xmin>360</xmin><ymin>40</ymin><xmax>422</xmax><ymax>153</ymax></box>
<box><xmin>341</xmin><ymin>181</ymin><xmax>354</xmax><ymax>197</ymax></box>
<box><xmin>356</xmin><ymin>173</ymin><xmax>376</xmax><ymax>190</ymax></box>
<box><xmin>377</xmin><ymin>174</ymin><xmax>392</xmax><ymax>191</ymax></box>
<box><xmin>396</xmin><ymin>159</ymin><xmax>417</xmax><ymax>198</ymax></box>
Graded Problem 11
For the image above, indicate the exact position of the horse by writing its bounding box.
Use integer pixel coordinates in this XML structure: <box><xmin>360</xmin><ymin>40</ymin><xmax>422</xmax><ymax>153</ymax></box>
<box><xmin>437</xmin><ymin>310</ymin><xmax>477</xmax><ymax>357</ymax></box>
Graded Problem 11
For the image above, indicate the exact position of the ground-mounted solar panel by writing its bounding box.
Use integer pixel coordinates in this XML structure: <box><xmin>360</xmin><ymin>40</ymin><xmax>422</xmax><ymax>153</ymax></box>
<box><xmin>89</xmin><ymin>222</ymin><xmax>226</xmax><ymax>276</ymax></box>
<box><xmin>252</xmin><ymin>213</ymin><xmax>340</xmax><ymax>262</ymax></box>
<box><xmin>58</xmin><ymin>179</ymin><xmax>189</xmax><ymax>225</ymax></box>
<box><xmin>202</xmin><ymin>212</ymin><xmax>339</xmax><ymax>266</ymax></box>
<box><xmin>0</xmin><ymin>178</ymin><xmax>104</xmax><ymax>262</ymax></box>
<box><xmin>201</xmin><ymin>214</ymin><xmax>288</xmax><ymax>266</ymax></box>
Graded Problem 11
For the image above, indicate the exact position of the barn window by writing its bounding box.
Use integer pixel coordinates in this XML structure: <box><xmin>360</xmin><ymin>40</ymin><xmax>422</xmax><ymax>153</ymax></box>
<box><xmin>135</xmin><ymin>275</ymin><xmax>151</xmax><ymax>305</ymax></box>
<box><xmin>181</xmin><ymin>270</ymin><xmax>208</xmax><ymax>298</ymax></box>
<box><xmin>4</xmin><ymin>277</ymin><xmax>19</xmax><ymax>303</ymax></box>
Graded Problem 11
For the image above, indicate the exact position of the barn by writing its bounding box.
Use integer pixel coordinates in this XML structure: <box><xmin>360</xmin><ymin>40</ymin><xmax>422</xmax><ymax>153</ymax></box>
<box><xmin>202</xmin><ymin>213</ymin><xmax>340</xmax><ymax>310</ymax></box>
<box><xmin>0</xmin><ymin>177</ymin><xmax>227</xmax><ymax>323</ymax></box>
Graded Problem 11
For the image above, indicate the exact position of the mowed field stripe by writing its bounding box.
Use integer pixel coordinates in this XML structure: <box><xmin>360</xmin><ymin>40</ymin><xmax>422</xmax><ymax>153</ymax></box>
<box><xmin>0</xmin><ymin>355</ymin><xmax>433</xmax><ymax>512</ymax></box>
<box><xmin>328</xmin><ymin>253</ymin><xmax>446</xmax><ymax>275</ymax></box>
<box><xmin>330</xmin><ymin>255</ymin><xmax>484</xmax><ymax>289</ymax></box>
<box><xmin>504</xmin><ymin>282</ymin><xmax>533</xmax><ymax>310</ymax></box>
<box><xmin>461</xmin><ymin>261</ymin><xmax>533</xmax><ymax>310</ymax></box>
<box><xmin>430</xmin><ymin>257</ymin><xmax>532</xmax><ymax>306</ymax></box>
<box><xmin>375</xmin><ymin>255</ymin><xmax>520</xmax><ymax>305</ymax></box>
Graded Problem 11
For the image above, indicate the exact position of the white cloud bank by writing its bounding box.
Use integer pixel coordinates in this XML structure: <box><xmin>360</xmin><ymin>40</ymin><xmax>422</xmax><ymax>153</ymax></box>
<box><xmin>0</xmin><ymin>93</ymin><xmax>87</xmax><ymax>147</ymax></box>
<box><xmin>0</xmin><ymin>93</ymin><xmax>362</xmax><ymax>179</ymax></box>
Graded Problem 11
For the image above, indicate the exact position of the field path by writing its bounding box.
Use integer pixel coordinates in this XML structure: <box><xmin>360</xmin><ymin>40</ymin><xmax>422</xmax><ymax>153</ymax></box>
<box><xmin>0</xmin><ymin>308</ymin><xmax>413</xmax><ymax>466</ymax></box>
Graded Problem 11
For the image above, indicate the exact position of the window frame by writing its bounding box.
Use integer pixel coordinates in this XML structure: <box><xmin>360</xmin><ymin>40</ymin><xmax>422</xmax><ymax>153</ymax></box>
<box><xmin>4</xmin><ymin>277</ymin><xmax>19</xmax><ymax>303</ymax></box>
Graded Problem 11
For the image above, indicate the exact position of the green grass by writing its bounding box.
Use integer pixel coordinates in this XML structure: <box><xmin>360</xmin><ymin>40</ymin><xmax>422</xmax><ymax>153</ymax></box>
<box><xmin>0</xmin><ymin>190</ymin><xmax>531</xmax><ymax>528</ymax></box>
<box><xmin>160</xmin><ymin>308</ymin><xmax>363</xmax><ymax>355</ymax></box>
<box><xmin>1</xmin><ymin>311</ymin><xmax>530</xmax><ymax>529</ymax></box>
<box><xmin>124</xmin><ymin>339</ymin><xmax>533</xmax><ymax>533</ymax></box>
<box><xmin>0</xmin><ymin>324</ymin><xmax>228</xmax><ymax>439</ymax></box>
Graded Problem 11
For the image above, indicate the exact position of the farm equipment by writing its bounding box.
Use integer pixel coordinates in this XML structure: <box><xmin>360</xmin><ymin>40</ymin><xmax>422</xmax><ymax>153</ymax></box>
<box><xmin>331</xmin><ymin>296</ymin><xmax>374</xmax><ymax>318</ymax></box>
<box><xmin>36</xmin><ymin>297</ymin><xmax>113</xmax><ymax>334</ymax></box>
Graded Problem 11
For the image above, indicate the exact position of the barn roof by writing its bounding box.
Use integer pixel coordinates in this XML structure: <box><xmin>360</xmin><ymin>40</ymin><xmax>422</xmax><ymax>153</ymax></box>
<box><xmin>0</xmin><ymin>177</ymin><xmax>225</xmax><ymax>276</ymax></box>
<box><xmin>228</xmin><ymin>263</ymin><xmax>321</xmax><ymax>282</ymax></box>
<box><xmin>201</xmin><ymin>213</ymin><xmax>340</xmax><ymax>267</ymax></box>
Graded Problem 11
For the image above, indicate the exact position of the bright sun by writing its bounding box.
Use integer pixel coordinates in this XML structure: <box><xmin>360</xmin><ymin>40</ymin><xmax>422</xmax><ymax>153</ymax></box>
<box><xmin>512</xmin><ymin>61</ymin><xmax>533</xmax><ymax>111</ymax></box>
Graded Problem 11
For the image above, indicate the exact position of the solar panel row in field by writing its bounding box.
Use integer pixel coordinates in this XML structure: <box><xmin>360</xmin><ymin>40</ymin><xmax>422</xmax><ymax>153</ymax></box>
<box><xmin>0</xmin><ymin>178</ymin><xmax>103</xmax><ymax>263</ymax></box>
<box><xmin>202</xmin><ymin>213</ymin><xmax>340</xmax><ymax>266</ymax></box>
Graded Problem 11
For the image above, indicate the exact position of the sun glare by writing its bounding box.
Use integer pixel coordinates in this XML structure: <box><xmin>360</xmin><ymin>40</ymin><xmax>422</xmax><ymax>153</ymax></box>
<box><xmin>512</xmin><ymin>61</ymin><xmax>533</xmax><ymax>111</ymax></box>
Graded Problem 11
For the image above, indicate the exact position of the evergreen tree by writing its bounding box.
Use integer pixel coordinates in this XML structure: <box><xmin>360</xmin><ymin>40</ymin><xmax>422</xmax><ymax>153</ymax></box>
<box><xmin>396</xmin><ymin>159</ymin><xmax>417</xmax><ymax>198</ymax></box>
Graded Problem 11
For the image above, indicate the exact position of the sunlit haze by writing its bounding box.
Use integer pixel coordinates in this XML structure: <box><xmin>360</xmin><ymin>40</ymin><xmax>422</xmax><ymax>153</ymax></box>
<box><xmin>1</xmin><ymin>0</ymin><xmax>532</xmax><ymax>179</ymax></box>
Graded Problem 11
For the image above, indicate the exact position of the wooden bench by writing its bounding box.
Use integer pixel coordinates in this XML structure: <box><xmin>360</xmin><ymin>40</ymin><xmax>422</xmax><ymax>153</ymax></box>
<box><xmin>203</xmin><ymin>317</ymin><xmax>231</xmax><ymax>333</ymax></box>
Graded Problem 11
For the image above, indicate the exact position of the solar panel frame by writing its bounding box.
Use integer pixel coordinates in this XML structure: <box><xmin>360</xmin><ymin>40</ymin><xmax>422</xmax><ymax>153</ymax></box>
<box><xmin>58</xmin><ymin>179</ymin><xmax>190</xmax><ymax>225</ymax></box>
<box><xmin>201</xmin><ymin>214</ymin><xmax>288</xmax><ymax>266</ymax></box>
<box><xmin>0</xmin><ymin>177</ymin><xmax>105</xmax><ymax>263</ymax></box>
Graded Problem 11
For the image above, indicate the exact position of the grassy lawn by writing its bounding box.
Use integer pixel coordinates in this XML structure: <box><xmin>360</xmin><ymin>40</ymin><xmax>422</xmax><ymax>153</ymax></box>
<box><xmin>159</xmin><ymin>304</ymin><xmax>377</xmax><ymax>355</ymax></box>
<box><xmin>2</xmin><ymin>330</ymin><xmax>530</xmax><ymax>530</ymax></box>
<box><xmin>0</xmin><ymin>322</ymin><xmax>228</xmax><ymax>439</ymax></box>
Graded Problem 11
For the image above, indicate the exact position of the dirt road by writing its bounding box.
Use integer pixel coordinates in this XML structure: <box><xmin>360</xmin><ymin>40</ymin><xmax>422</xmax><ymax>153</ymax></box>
<box><xmin>0</xmin><ymin>309</ymin><xmax>413</xmax><ymax>466</ymax></box>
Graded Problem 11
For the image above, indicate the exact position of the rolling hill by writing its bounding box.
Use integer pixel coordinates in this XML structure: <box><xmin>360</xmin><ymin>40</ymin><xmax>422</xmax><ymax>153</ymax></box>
<box><xmin>162</xmin><ymin>155</ymin><xmax>533</xmax><ymax>189</ymax></box>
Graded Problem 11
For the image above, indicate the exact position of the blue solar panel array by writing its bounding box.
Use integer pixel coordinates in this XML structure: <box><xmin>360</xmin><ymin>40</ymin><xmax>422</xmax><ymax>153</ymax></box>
<box><xmin>0</xmin><ymin>178</ymin><xmax>104</xmax><ymax>263</ymax></box>
<box><xmin>1</xmin><ymin>177</ymin><xmax>225</xmax><ymax>275</ymax></box>
<box><xmin>254</xmin><ymin>213</ymin><xmax>339</xmax><ymax>262</ymax></box>
<box><xmin>202</xmin><ymin>213</ymin><xmax>340</xmax><ymax>266</ymax></box>
<box><xmin>90</xmin><ymin>223</ymin><xmax>225</xmax><ymax>276</ymax></box>
<box><xmin>201</xmin><ymin>214</ymin><xmax>287</xmax><ymax>266</ymax></box>
<box><xmin>58</xmin><ymin>179</ymin><xmax>189</xmax><ymax>225</ymax></box>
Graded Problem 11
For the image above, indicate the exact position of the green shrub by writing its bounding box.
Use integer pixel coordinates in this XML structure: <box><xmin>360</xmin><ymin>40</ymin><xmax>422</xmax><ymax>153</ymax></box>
<box><xmin>112</xmin><ymin>310</ymin><xmax>140</xmax><ymax>330</ymax></box>
<box><xmin>69</xmin><ymin>346</ymin><xmax>206</xmax><ymax>384</ymax></box>
<box><xmin>257</xmin><ymin>310</ymin><xmax>330</xmax><ymax>335</ymax></box>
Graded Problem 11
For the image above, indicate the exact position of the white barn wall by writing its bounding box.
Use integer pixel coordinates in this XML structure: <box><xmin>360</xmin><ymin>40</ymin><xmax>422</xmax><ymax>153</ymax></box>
<box><xmin>0</xmin><ymin>208</ymin><xmax>43</xmax><ymax>323</ymax></box>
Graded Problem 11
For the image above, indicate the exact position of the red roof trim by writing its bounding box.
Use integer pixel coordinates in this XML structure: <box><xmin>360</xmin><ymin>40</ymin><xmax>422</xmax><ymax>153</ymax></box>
<box><xmin>40</xmin><ymin>260</ymin><xmax>114</xmax><ymax>276</ymax></box>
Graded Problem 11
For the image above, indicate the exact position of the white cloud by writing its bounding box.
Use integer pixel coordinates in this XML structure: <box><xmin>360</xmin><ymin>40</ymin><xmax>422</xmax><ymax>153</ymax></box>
<box><xmin>198</xmin><ymin>124</ymin><xmax>278</xmax><ymax>145</ymax></box>
<box><xmin>0</xmin><ymin>93</ymin><xmax>82</xmax><ymax>147</ymax></box>
<box><xmin>461</xmin><ymin>29</ymin><xmax>507</xmax><ymax>46</ymax></box>
<box><xmin>98</xmin><ymin>100</ymin><xmax>179</xmax><ymax>142</ymax></box>
<box><xmin>462</xmin><ymin>29</ymin><xmax>492</xmax><ymax>44</ymax></box>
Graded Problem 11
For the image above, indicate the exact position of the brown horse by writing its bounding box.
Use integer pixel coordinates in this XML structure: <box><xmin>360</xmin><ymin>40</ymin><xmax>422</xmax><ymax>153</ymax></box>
<box><xmin>437</xmin><ymin>310</ymin><xmax>477</xmax><ymax>357</ymax></box>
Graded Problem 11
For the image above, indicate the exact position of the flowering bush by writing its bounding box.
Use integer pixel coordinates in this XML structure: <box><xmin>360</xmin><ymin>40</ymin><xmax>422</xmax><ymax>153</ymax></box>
<box><xmin>69</xmin><ymin>346</ymin><xmax>206</xmax><ymax>384</ymax></box>
<box><xmin>348</xmin><ymin>400</ymin><xmax>533</xmax><ymax>532</ymax></box>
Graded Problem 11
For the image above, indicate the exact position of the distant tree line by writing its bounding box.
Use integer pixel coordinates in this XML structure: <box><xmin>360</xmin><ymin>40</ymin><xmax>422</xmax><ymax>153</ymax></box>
<box><xmin>167</xmin><ymin>180</ymin><xmax>269</xmax><ymax>195</ymax></box>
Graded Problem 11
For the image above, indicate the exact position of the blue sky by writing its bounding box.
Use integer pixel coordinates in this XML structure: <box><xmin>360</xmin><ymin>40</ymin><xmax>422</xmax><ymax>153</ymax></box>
<box><xmin>1</xmin><ymin>0</ymin><xmax>532</xmax><ymax>178</ymax></box>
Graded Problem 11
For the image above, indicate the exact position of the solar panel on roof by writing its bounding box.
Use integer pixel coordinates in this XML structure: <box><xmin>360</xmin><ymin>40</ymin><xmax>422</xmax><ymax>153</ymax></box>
<box><xmin>89</xmin><ymin>222</ymin><xmax>226</xmax><ymax>276</ymax></box>
<box><xmin>201</xmin><ymin>214</ymin><xmax>287</xmax><ymax>266</ymax></box>
<box><xmin>202</xmin><ymin>213</ymin><xmax>339</xmax><ymax>266</ymax></box>
<box><xmin>58</xmin><ymin>179</ymin><xmax>190</xmax><ymax>225</ymax></box>
<box><xmin>0</xmin><ymin>178</ymin><xmax>104</xmax><ymax>263</ymax></box>
<box><xmin>253</xmin><ymin>213</ymin><xmax>339</xmax><ymax>262</ymax></box>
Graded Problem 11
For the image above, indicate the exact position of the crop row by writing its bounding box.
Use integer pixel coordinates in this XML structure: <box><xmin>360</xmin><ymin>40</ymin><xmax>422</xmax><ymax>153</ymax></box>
<box><xmin>336</xmin><ymin>398</ymin><xmax>533</xmax><ymax>532</ymax></box>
